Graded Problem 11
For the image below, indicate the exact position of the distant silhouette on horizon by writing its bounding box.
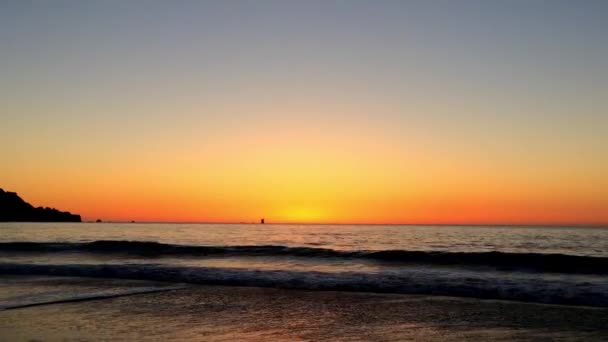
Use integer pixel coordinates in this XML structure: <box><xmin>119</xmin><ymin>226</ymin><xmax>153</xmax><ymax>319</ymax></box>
<box><xmin>261</xmin><ymin>218</ymin><xmax>265</xmax><ymax>224</ymax></box>
<box><xmin>0</xmin><ymin>188</ymin><xmax>81</xmax><ymax>222</ymax></box>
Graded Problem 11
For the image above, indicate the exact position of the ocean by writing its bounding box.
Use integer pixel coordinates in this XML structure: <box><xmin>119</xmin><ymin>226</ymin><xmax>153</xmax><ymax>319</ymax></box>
<box><xmin>1</xmin><ymin>223</ymin><xmax>608</xmax><ymax>307</ymax></box>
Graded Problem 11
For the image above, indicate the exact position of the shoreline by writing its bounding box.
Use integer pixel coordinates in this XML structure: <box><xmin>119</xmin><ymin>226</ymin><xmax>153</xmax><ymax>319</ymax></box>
<box><xmin>1</xmin><ymin>276</ymin><xmax>607</xmax><ymax>341</ymax></box>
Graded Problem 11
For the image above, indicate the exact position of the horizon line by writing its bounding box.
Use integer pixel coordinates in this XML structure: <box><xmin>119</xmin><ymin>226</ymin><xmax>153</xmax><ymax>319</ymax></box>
<box><xmin>79</xmin><ymin>220</ymin><xmax>608</xmax><ymax>228</ymax></box>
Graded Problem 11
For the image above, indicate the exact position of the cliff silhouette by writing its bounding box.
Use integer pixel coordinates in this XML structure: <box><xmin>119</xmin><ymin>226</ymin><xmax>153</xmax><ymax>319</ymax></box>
<box><xmin>0</xmin><ymin>188</ymin><xmax>81</xmax><ymax>222</ymax></box>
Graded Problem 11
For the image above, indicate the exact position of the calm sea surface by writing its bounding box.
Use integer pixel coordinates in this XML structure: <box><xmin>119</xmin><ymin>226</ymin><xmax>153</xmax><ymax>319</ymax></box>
<box><xmin>1</xmin><ymin>223</ymin><xmax>608</xmax><ymax>256</ymax></box>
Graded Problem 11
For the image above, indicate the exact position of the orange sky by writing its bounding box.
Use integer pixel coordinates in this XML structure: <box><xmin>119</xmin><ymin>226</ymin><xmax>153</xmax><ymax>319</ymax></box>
<box><xmin>4</xmin><ymin>117</ymin><xmax>607</xmax><ymax>225</ymax></box>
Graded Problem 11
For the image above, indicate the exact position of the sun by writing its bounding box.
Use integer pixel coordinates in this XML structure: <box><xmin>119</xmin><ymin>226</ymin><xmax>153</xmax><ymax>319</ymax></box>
<box><xmin>280</xmin><ymin>206</ymin><xmax>327</xmax><ymax>223</ymax></box>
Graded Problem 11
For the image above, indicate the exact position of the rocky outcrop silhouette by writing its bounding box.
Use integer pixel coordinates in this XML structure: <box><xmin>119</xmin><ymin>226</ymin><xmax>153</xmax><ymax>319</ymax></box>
<box><xmin>0</xmin><ymin>188</ymin><xmax>81</xmax><ymax>222</ymax></box>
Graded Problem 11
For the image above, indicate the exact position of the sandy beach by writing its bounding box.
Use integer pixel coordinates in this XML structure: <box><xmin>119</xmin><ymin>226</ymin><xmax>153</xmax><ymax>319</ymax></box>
<box><xmin>1</xmin><ymin>276</ymin><xmax>607</xmax><ymax>341</ymax></box>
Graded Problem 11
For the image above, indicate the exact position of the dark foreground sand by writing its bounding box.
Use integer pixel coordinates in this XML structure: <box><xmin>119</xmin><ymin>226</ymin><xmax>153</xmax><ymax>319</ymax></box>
<box><xmin>1</xmin><ymin>276</ymin><xmax>607</xmax><ymax>341</ymax></box>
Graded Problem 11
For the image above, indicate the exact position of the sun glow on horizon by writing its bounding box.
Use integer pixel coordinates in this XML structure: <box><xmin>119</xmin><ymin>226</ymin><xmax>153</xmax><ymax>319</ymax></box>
<box><xmin>276</xmin><ymin>206</ymin><xmax>328</xmax><ymax>224</ymax></box>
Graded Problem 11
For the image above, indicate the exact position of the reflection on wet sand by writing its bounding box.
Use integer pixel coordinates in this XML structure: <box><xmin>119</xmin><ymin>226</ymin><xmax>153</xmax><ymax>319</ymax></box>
<box><xmin>1</xmin><ymin>276</ymin><xmax>607</xmax><ymax>341</ymax></box>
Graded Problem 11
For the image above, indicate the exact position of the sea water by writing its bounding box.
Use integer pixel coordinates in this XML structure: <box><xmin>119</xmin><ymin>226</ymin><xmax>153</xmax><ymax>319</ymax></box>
<box><xmin>1</xmin><ymin>223</ymin><xmax>607</xmax><ymax>306</ymax></box>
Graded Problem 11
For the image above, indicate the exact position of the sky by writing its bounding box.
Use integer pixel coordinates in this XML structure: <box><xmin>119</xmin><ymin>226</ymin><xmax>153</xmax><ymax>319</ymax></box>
<box><xmin>1</xmin><ymin>1</ymin><xmax>607</xmax><ymax>224</ymax></box>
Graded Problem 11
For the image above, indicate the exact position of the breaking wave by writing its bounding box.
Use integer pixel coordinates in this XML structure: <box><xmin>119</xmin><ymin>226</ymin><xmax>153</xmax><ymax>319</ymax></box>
<box><xmin>1</xmin><ymin>262</ymin><xmax>607</xmax><ymax>307</ymax></box>
<box><xmin>1</xmin><ymin>240</ymin><xmax>607</xmax><ymax>275</ymax></box>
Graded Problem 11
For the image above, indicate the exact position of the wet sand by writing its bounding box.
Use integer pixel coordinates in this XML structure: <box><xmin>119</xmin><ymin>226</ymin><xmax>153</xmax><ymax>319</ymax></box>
<box><xmin>1</xmin><ymin>276</ymin><xmax>607</xmax><ymax>341</ymax></box>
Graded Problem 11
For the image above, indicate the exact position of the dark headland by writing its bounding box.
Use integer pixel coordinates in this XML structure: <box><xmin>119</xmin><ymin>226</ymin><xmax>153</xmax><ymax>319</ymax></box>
<box><xmin>0</xmin><ymin>188</ymin><xmax>81</xmax><ymax>222</ymax></box>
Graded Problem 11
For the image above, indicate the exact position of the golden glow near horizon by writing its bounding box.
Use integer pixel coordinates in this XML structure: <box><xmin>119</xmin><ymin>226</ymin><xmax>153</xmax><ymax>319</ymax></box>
<box><xmin>1</xmin><ymin>2</ymin><xmax>607</xmax><ymax>225</ymax></box>
<box><xmin>4</xmin><ymin>111</ymin><xmax>607</xmax><ymax>225</ymax></box>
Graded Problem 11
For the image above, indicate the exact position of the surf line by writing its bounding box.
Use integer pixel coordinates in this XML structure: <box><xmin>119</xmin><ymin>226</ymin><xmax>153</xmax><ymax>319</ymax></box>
<box><xmin>1</xmin><ymin>286</ymin><xmax>190</xmax><ymax>311</ymax></box>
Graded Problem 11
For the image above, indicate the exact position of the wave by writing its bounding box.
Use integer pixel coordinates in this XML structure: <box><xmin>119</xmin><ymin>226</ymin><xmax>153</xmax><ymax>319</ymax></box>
<box><xmin>1</xmin><ymin>240</ymin><xmax>607</xmax><ymax>275</ymax></box>
<box><xmin>1</xmin><ymin>262</ymin><xmax>607</xmax><ymax>307</ymax></box>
